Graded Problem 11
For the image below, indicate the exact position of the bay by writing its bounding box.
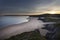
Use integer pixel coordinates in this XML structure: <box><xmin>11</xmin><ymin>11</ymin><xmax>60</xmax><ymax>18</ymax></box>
<box><xmin>0</xmin><ymin>16</ymin><xmax>29</xmax><ymax>28</ymax></box>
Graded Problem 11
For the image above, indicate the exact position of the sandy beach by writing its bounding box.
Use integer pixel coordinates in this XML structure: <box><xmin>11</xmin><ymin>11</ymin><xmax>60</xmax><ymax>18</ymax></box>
<box><xmin>0</xmin><ymin>17</ymin><xmax>48</xmax><ymax>39</ymax></box>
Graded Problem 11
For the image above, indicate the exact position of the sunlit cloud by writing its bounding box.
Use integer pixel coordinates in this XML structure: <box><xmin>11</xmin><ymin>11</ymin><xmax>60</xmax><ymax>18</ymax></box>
<box><xmin>0</xmin><ymin>0</ymin><xmax>60</xmax><ymax>15</ymax></box>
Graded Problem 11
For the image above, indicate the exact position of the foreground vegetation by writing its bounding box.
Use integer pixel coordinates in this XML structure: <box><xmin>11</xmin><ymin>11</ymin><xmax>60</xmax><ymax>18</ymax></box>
<box><xmin>5</xmin><ymin>29</ymin><xmax>46</xmax><ymax>40</ymax></box>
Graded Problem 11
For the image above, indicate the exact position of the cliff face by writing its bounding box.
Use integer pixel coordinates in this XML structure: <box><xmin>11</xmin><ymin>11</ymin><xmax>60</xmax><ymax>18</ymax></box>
<box><xmin>39</xmin><ymin>14</ymin><xmax>60</xmax><ymax>40</ymax></box>
<box><xmin>5</xmin><ymin>29</ymin><xmax>46</xmax><ymax>40</ymax></box>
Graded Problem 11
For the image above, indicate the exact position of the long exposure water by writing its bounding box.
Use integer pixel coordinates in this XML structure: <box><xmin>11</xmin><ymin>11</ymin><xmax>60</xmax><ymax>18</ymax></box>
<box><xmin>0</xmin><ymin>16</ymin><xmax>29</xmax><ymax>28</ymax></box>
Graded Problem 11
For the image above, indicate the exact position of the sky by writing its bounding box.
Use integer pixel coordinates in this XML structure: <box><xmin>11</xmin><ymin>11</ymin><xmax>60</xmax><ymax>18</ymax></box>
<box><xmin>0</xmin><ymin>0</ymin><xmax>60</xmax><ymax>15</ymax></box>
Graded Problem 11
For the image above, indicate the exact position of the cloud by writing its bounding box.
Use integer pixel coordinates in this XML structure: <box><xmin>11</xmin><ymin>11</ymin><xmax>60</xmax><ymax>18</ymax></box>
<box><xmin>0</xmin><ymin>0</ymin><xmax>60</xmax><ymax>15</ymax></box>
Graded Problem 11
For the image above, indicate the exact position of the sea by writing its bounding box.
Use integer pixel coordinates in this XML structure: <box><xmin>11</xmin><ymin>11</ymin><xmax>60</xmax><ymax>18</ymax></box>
<box><xmin>0</xmin><ymin>16</ymin><xmax>29</xmax><ymax>28</ymax></box>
